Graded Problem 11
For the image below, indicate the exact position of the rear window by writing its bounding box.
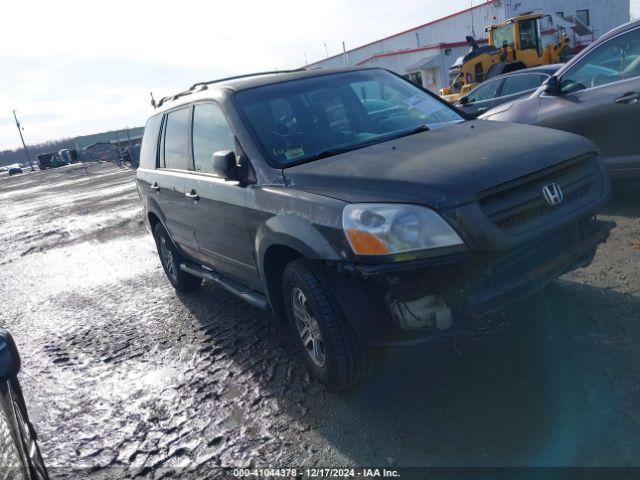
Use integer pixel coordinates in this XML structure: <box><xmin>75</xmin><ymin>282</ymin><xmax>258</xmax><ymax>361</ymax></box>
<box><xmin>162</xmin><ymin>107</ymin><xmax>191</xmax><ymax>170</ymax></box>
<box><xmin>139</xmin><ymin>114</ymin><xmax>162</xmax><ymax>169</ymax></box>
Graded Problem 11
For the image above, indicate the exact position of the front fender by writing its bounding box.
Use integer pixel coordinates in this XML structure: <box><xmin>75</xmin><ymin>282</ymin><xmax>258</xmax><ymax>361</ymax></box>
<box><xmin>255</xmin><ymin>214</ymin><xmax>343</xmax><ymax>278</ymax></box>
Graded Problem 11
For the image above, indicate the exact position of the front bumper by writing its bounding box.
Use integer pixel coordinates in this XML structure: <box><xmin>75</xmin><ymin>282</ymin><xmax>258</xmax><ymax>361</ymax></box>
<box><xmin>327</xmin><ymin>218</ymin><xmax>614</xmax><ymax>346</ymax></box>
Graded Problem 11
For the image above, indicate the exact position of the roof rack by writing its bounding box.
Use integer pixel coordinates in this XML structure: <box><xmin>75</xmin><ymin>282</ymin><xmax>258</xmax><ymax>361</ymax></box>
<box><xmin>155</xmin><ymin>69</ymin><xmax>306</xmax><ymax>109</ymax></box>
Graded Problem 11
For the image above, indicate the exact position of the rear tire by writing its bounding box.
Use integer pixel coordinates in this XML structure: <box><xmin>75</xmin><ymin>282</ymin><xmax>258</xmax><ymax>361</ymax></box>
<box><xmin>282</xmin><ymin>258</ymin><xmax>370</xmax><ymax>390</ymax></box>
<box><xmin>153</xmin><ymin>223</ymin><xmax>201</xmax><ymax>293</ymax></box>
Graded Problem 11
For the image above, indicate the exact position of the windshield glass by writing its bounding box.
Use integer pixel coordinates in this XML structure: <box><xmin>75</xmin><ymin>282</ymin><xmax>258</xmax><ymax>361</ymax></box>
<box><xmin>493</xmin><ymin>24</ymin><xmax>515</xmax><ymax>48</ymax></box>
<box><xmin>234</xmin><ymin>69</ymin><xmax>464</xmax><ymax>166</ymax></box>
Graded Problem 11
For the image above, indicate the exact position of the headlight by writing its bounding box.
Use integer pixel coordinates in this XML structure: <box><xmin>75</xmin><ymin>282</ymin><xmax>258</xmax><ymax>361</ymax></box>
<box><xmin>342</xmin><ymin>204</ymin><xmax>464</xmax><ymax>256</ymax></box>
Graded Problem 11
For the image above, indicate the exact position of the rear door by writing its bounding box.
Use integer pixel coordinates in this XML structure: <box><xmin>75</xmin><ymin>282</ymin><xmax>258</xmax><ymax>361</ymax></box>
<box><xmin>184</xmin><ymin>102</ymin><xmax>258</xmax><ymax>287</ymax></box>
<box><xmin>536</xmin><ymin>25</ymin><xmax>640</xmax><ymax>173</ymax></box>
<box><xmin>154</xmin><ymin>106</ymin><xmax>198</xmax><ymax>255</ymax></box>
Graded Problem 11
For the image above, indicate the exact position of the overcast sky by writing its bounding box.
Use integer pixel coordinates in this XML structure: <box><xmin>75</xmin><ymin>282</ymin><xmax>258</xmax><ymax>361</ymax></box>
<box><xmin>1</xmin><ymin>0</ymin><xmax>638</xmax><ymax>150</ymax></box>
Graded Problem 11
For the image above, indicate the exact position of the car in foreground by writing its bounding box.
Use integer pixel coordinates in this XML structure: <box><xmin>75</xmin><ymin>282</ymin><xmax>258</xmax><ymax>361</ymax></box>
<box><xmin>137</xmin><ymin>67</ymin><xmax>612</xmax><ymax>390</ymax></box>
<box><xmin>481</xmin><ymin>19</ymin><xmax>640</xmax><ymax>178</ymax></box>
<box><xmin>0</xmin><ymin>329</ymin><xmax>49</xmax><ymax>479</ymax></box>
<box><xmin>8</xmin><ymin>167</ymin><xmax>23</xmax><ymax>176</ymax></box>
<box><xmin>455</xmin><ymin>64</ymin><xmax>562</xmax><ymax>117</ymax></box>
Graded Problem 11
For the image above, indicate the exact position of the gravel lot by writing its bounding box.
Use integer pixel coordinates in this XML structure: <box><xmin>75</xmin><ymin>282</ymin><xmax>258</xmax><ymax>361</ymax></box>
<box><xmin>0</xmin><ymin>162</ymin><xmax>639</xmax><ymax>477</ymax></box>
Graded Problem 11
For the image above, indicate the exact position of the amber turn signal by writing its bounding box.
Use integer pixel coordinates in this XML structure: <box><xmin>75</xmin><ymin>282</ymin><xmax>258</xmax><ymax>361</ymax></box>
<box><xmin>346</xmin><ymin>229</ymin><xmax>390</xmax><ymax>255</ymax></box>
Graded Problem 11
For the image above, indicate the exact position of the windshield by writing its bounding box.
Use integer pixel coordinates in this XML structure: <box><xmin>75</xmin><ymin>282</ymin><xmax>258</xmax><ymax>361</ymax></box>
<box><xmin>493</xmin><ymin>24</ymin><xmax>515</xmax><ymax>48</ymax></box>
<box><xmin>234</xmin><ymin>69</ymin><xmax>464</xmax><ymax>166</ymax></box>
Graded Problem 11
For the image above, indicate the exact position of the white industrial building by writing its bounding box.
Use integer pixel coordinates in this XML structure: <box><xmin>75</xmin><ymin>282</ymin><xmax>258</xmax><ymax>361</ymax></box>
<box><xmin>307</xmin><ymin>0</ymin><xmax>630</xmax><ymax>92</ymax></box>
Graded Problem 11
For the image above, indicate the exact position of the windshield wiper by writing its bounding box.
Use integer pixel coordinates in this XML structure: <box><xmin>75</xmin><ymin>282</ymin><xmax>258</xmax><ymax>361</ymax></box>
<box><xmin>397</xmin><ymin>124</ymin><xmax>431</xmax><ymax>137</ymax></box>
<box><xmin>304</xmin><ymin>147</ymin><xmax>355</xmax><ymax>162</ymax></box>
<box><xmin>296</xmin><ymin>125</ymin><xmax>431</xmax><ymax>163</ymax></box>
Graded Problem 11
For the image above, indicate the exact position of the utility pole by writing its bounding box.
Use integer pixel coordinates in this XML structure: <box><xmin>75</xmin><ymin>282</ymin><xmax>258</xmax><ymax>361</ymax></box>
<box><xmin>324</xmin><ymin>42</ymin><xmax>329</xmax><ymax>58</ymax></box>
<box><xmin>12</xmin><ymin>110</ymin><xmax>34</xmax><ymax>171</ymax></box>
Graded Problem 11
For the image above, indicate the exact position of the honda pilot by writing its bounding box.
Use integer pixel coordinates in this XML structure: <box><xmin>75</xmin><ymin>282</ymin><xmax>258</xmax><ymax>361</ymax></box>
<box><xmin>136</xmin><ymin>67</ymin><xmax>612</xmax><ymax>390</ymax></box>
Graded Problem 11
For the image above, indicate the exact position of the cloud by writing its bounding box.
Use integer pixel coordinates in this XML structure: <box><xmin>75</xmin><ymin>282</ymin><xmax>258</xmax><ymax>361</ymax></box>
<box><xmin>3</xmin><ymin>0</ymin><xmax>636</xmax><ymax>149</ymax></box>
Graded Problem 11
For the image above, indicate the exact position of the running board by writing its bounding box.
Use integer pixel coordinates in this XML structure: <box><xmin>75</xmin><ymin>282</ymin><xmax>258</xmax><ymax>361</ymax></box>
<box><xmin>179</xmin><ymin>262</ymin><xmax>269</xmax><ymax>311</ymax></box>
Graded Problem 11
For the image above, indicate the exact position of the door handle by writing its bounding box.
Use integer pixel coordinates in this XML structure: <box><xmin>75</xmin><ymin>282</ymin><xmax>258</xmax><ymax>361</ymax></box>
<box><xmin>150</xmin><ymin>183</ymin><xmax>160</xmax><ymax>192</ymax></box>
<box><xmin>477</xmin><ymin>106</ymin><xmax>489</xmax><ymax>113</ymax></box>
<box><xmin>614</xmin><ymin>92</ymin><xmax>640</xmax><ymax>104</ymax></box>
<box><xmin>185</xmin><ymin>190</ymin><xmax>199</xmax><ymax>201</ymax></box>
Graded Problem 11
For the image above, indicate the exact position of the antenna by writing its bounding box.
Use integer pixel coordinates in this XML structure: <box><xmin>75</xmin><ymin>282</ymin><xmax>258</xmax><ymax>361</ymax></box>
<box><xmin>150</xmin><ymin>92</ymin><xmax>157</xmax><ymax>108</ymax></box>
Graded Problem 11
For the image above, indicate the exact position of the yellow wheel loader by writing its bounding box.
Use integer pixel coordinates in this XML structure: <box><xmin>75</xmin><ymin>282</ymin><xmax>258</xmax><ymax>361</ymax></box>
<box><xmin>440</xmin><ymin>13</ymin><xmax>567</xmax><ymax>103</ymax></box>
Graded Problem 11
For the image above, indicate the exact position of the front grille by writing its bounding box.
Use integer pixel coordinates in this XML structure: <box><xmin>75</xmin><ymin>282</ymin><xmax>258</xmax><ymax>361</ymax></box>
<box><xmin>478</xmin><ymin>154</ymin><xmax>600</xmax><ymax>234</ymax></box>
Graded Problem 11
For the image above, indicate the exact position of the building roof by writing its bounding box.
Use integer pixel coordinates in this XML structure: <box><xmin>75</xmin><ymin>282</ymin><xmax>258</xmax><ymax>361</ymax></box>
<box><xmin>404</xmin><ymin>54</ymin><xmax>441</xmax><ymax>72</ymax></box>
<box><xmin>75</xmin><ymin>127</ymin><xmax>144</xmax><ymax>150</ymax></box>
<box><xmin>306</xmin><ymin>0</ymin><xmax>498</xmax><ymax>67</ymax></box>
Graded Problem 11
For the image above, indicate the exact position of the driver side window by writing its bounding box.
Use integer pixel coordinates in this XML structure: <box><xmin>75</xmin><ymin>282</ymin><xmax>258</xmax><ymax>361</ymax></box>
<box><xmin>560</xmin><ymin>27</ymin><xmax>640</xmax><ymax>94</ymax></box>
<box><xmin>467</xmin><ymin>80</ymin><xmax>501</xmax><ymax>102</ymax></box>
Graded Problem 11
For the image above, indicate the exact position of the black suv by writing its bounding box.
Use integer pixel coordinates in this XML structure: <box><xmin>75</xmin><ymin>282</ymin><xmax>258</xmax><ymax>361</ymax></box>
<box><xmin>137</xmin><ymin>67</ymin><xmax>612</xmax><ymax>390</ymax></box>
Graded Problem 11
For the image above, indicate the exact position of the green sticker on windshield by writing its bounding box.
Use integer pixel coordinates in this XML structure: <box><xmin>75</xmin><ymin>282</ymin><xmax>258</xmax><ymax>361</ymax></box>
<box><xmin>272</xmin><ymin>146</ymin><xmax>305</xmax><ymax>160</ymax></box>
<box><xmin>283</xmin><ymin>147</ymin><xmax>305</xmax><ymax>161</ymax></box>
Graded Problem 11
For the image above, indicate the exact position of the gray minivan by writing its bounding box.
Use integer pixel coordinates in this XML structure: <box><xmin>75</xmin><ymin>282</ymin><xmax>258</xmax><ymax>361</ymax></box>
<box><xmin>481</xmin><ymin>19</ymin><xmax>640</xmax><ymax>178</ymax></box>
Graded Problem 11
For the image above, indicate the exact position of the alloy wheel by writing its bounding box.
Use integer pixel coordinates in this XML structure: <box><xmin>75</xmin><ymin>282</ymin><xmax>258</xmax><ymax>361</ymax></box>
<box><xmin>291</xmin><ymin>287</ymin><xmax>326</xmax><ymax>368</ymax></box>
<box><xmin>159</xmin><ymin>235</ymin><xmax>177</xmax><ymax>281</ymax></box>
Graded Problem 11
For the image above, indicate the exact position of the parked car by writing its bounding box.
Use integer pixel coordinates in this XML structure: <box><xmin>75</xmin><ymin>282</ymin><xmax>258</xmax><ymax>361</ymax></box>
<box><xmin>455</xmin><ymin>64</ymin><xmax>563</xmax><ymax>117</ymax></box>
<box><xmin>481</xmin><ymin>19</ymin><xmax>640</xmax><ymax>178</ymax></box>
<box><xmin>137</xmin><ymin>67</ymin><xmax>612</xmax><ymax>390</ymax></box>
<box><xmin>0</xmin><ymin>329</ymin><xmax>49</xmax><ymax>479</ymax></box>
<box><xmin>8</xmin><ymin>167</ymin><xmax>23</xmax><ymax>176</ymax></box>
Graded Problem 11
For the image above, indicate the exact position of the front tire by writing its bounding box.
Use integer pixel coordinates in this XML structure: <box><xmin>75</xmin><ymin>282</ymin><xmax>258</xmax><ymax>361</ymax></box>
<box><xmin>153</xmin><ymin>223</ymin><xmax>201</xmax><ymax>293</ymax></box>
<box><xmin>282</xmin><ymin>259</ymin><xmax>370</xmax><ymax>390</ymax></box>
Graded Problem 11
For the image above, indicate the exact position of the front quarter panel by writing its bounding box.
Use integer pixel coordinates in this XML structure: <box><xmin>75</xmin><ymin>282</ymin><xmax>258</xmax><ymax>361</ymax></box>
<box><xmin>248</xmin><ymin>186</ymin><xmax>349</xmax><ymax>279</ymax></box>
<box><xmin>480</xmin><ymin>92</ymin><xmax>541</xmax><ymax>123</ymax></box>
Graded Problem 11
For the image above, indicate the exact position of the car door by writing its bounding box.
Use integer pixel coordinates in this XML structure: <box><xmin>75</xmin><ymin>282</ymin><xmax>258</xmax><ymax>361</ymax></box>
<box><xmin>536</xmin><ymin>25</ymin><xmax>640</xmax><ymax>174</ymax></box>
<box><xmin>184</xmin><ymin>102</ymin><xmax>258</xmax><ymax>287</ymax></box>
<box><xmin>458</xmin><ymin>78</ymin><xmax>503</xmax><ymax>117</ymax></box>
<box><xmin>154</xmin><ymin>106</ymin><xmax>198</xmax><ymax>256</ymax></box>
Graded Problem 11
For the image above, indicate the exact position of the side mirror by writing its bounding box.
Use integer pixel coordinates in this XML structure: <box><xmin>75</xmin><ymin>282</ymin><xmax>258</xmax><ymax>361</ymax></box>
<box><xmin>543</xmin><ymin>76</ymin><xmax>561</xmax><ymax>96</ymax></box>
<box><xmin>0</xmin><ymin>329</ymin><xmax>21</xmax><ymax>381</ymax></box>
<box><xmin>212</xmin><ymin>150</ymin><xmax>237</xmax><ymax>179</ymax></box>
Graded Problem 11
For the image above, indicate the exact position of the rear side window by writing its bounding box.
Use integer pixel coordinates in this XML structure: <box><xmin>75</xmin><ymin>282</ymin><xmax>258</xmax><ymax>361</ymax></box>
<box><xmin>139</xmin><ymin>114</ymin><xmax>162</xmax><ymax>169</ymax></box>
<box><xmin>162</xmin><ymin>107</ymin><xmax>191</xmax><ymax>170</ymax></box>
<box><xmin>500</xmin><ymin>74</ymin><xmax>545</xmax><ymax>97</ymax></box>
<box><xmin>192</xmin><ymin>103</ymin><xmax>235</xmax><ymax>174</ymax></box>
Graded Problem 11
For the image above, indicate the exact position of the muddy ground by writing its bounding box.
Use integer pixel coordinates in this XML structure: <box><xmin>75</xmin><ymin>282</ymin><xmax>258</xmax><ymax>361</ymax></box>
<box><xmin>0</xmin><ymin>162</ymin><xmax>639</xmax><ymax>478</ymax></box>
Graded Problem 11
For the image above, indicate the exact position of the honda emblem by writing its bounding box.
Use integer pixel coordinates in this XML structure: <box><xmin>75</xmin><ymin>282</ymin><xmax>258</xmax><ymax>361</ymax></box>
<box><xmin>542</xmin><ymin>183</ymin><xmax>564</xmax><ymax>206</ymax></box>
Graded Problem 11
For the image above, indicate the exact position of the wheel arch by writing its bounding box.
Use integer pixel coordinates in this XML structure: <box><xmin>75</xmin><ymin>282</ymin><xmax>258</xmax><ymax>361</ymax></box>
<box><xmin>256</xmin><ymin>215</ymin><xmax>343</xmax><ymax>320</ymax></box>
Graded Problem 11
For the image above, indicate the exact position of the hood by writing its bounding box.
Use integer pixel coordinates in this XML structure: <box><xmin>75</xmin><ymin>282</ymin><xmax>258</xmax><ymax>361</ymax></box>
<box><xmin>283</xmin><ymin>120</ymin><xmax>596</xmax><ymax>209</ymax></box>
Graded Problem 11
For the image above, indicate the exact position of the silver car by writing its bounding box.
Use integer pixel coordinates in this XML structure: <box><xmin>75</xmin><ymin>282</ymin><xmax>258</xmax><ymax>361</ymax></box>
<box><xmin>481</xmin><ymin>19</ymin><xmax>640</xmax><ymax>178</ymax></box>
